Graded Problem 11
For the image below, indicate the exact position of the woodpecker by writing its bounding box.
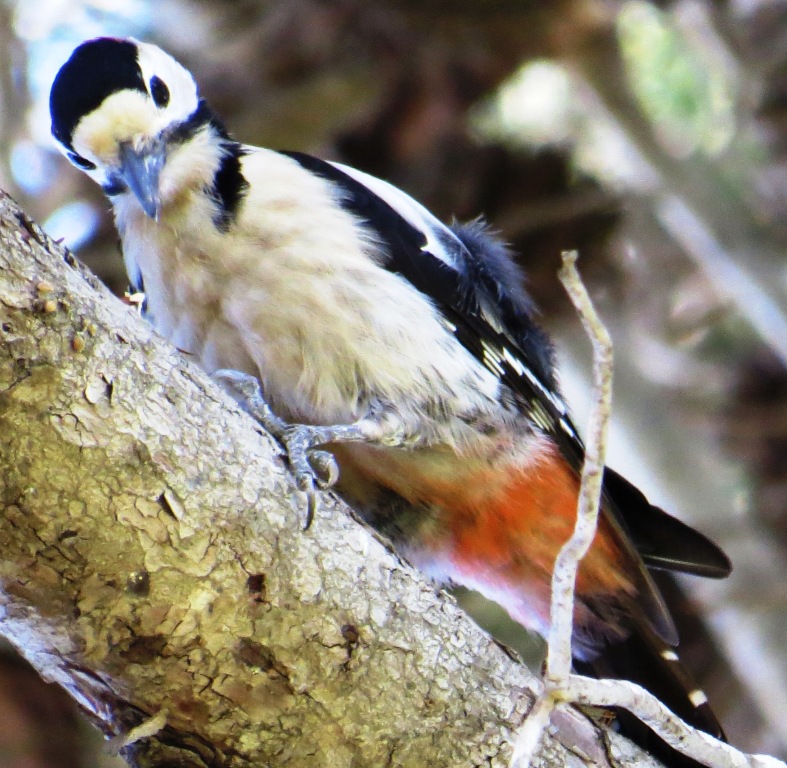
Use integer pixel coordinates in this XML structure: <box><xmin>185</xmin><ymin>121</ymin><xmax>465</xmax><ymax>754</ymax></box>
<box><xmin>51</xmin><ymin>37</ymin><xmax>732</xmax><ymax>744</ymax></box>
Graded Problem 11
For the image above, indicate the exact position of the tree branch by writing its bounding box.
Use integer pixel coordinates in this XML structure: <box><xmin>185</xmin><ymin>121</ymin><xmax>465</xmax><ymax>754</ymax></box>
<box><xmin>0</xmin><ymin>192</ymin><xmax>623</xmax><ymax>767</ymax></box>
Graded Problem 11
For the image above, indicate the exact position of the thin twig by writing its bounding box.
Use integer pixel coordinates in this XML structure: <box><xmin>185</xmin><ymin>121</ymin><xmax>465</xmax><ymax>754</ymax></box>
<box><xmin>546</xmin><ymin>250</ymin><xmax>614</xmax><ymax>684</ymax></box>
<box><xmin>511</xmin><ymin>251</ymin><xmax>614</xmax><ymax>767</ymax></box>
<box><xmin>510</xmin><ymin>691</ymin><xmax>556</xmax><ymax>765</ymax></box>
<box><xmin>552</xmin><ymin>260</ymin><xmax>787</xmax><ymax>768</ymax></box>
<box><xmin>566</xmin><ymin>675</ymin><xmax>787</xmax><ymax>768</ymax></box>
<box><xmin>511</xmin><ymin>254</ymin><xmax>787</xmax><ymax>768</ymax></box>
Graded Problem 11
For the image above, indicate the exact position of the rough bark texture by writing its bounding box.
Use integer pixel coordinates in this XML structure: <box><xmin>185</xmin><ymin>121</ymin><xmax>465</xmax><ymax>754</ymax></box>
<box><xmin>0</xmin><ymin>191</ymin><xmax>638</xmax><ymax>767</ymax></box>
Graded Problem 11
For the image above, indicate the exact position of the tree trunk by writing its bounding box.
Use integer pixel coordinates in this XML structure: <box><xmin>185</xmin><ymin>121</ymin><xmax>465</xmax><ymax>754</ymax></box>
<box><xmin>0</xmin><ymin>189</ymin><xmax>653</xmax><ymax>767</ymax></box>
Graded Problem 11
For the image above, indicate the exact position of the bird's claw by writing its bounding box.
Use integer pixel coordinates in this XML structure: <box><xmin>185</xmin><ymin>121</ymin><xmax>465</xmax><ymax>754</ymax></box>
<box><xmin>305</xmin><ymin>448</ymin><xmax>341</xmax><ymax>489</ymax></box>
<box><xmin>214</xmin><ymin>369</ymin><xmax>341</xmax><ymax>528</ymax></box>
<box><xmin>281</xmin><ymin>427</ymin><xmax>340</xmax><ymax>487</ymax></box>
<box><xmin>276</xmin><ymin>427</ymin><xmax>342</xmax><ymax>529</ymax></box>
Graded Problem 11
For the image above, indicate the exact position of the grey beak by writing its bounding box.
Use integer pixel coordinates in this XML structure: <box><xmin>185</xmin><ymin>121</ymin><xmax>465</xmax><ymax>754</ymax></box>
<box><xmin>118</xmin><ymin>140</ymin><xmax>166</xmax><ymax>220</ymax></box>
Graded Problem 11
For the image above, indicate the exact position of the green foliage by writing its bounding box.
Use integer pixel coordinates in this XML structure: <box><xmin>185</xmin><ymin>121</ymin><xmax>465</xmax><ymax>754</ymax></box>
<box><xmin>617</xmin><ymin>1</ymin><xmax>736</xmax><ymax>157</ymax></box>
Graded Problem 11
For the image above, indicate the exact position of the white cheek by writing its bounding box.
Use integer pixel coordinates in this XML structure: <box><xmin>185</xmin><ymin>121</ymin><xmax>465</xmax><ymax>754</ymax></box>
<box><xmin>158</xmin><ymin>130</ymin><xmax>224</xmax><ymax>209</ymax></box>
<box><xmin>90</xmin><ymin>166</ymin><xmax>119</xmax><ymax>189</ymax></box>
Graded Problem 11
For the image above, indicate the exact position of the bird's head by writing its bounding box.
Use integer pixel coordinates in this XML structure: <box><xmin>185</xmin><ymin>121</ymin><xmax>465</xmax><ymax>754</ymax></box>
<box><xmin>50</xmin><ymin>37</ymin><xmax>222</xmax><ymax>220</ymax></box>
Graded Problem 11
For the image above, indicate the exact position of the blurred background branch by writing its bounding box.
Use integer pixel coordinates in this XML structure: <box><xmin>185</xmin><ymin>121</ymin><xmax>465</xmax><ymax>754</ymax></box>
<box><xmin>1</xmin><ymin>0</ymin><xmax>786</xmax><ymax>764</ymax></box>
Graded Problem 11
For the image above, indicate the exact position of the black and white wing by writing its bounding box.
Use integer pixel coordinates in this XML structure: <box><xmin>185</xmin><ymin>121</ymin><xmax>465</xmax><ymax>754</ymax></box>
<box><xmin>280</xmin><ymin>150</ymin><xmax>731</xmax><ymax>592</ymax></box>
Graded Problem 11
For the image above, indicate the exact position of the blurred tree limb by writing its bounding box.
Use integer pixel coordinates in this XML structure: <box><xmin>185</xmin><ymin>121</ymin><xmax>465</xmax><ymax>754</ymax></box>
<box><xmin>0</xmin><ymin>191</ymin><xmax>654</xmax><ymax>767</ymax></box>
<box><xmin>566</xmin><ymin>24</ymin><xmax>787</xmax><ymax>365</ymax></box>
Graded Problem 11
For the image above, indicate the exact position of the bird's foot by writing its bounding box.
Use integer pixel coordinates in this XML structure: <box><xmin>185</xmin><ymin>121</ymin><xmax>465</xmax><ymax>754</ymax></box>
<box><xmin>215</xmin><ymin>369</ymin><xmax>348</xmax><ymax>528</ymax></box>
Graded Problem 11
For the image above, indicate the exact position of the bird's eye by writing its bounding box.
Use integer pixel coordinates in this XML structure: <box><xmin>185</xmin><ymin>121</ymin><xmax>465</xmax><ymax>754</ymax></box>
<box><xmin>67</xmin><ymin>152</ymin><xmax>96</xmax><ymax>171</ymax></box>
<box><xmin>150</xmin><ymin>76</ymin><xmax>170</xmax><ymax>108</ymax></box>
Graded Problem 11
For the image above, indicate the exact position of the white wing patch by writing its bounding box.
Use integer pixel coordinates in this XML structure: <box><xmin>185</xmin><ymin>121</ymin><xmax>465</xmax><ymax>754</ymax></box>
<box><xmin>484</xmin><ymin>341</ymin><xmax>571</xmax><ymax>417</ymax></box>
<box><xmin>330</xmin><ymin>161</ymin><xmax>464</xmax><ymax>268</ymax></box>
<box><xmin>689</xmin><ymin>689</ymin><xmax>709</xmax><ymax>707</ymax></box>
<box><xmin>559</xmin><ymin>417</ymin><xmax>578</xmax><ymax>439</ymax></box>
<box><xmin>481</xmin><ymin>340</ymin><xmax>505</xmax><ymax>378</ymax></box>
<box><xmin>528</xmin><ymin>400</ymin><xmax>554</xmax><ymax>433</ymax></box>
<box><xmin>477</xmin><ymin>338</ymin><xmax>578</xmax><ymax>441</ymax></box>
<box><xmin>328</xmin><ymin>159</ymin><xmax>577</xmax><ymax>441</ymax></box>
<box><xmin>502</xmin><ymin>346</ymin><xmax>526</xmax><ymax>377</ymax></box>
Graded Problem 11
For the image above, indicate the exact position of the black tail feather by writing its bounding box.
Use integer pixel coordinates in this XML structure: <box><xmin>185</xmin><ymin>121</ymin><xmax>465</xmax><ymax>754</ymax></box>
<box><xmin>604</xmin><ymin>469</ymin><xmax>732</xmax><ymax>579</ymax></box>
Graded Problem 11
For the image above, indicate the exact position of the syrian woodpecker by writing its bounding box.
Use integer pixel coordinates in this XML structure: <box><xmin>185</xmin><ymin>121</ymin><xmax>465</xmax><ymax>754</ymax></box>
<box><xmin>50</xmin><ymin>37</ymin><xmax>732</xmax><ymax>744</ymax></box>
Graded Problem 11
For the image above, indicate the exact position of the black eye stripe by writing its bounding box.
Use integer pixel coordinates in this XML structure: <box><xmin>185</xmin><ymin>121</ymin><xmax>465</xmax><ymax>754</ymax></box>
<box><xmin>67</xmin><ymin>152</ymin><xmax>96</xmax><ymax>171</ymax></box>
<box><xmin>150</xmin><ymin>76</ymin><xmax>170</xmax><ymax>108</ymax></box>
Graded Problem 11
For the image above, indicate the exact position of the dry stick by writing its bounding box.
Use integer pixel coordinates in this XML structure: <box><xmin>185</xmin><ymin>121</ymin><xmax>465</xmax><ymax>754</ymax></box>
<box><xmin>511</xmin><ymin>251</ymin><xmax>613</xmax><ymax>767</ymax></box>
<box><xmin>512</xmin><ymin>253</ymin><xmax>787</xmax><ymax>768</ymax></box>
<box><xmin>565</xmin><ymin>676</ymin><xmax>782</xmax><ymax>768</ymax></box>
<box><xmin>547</xmin><ymin>252</ymin><xmax>614</xmax><ymax>684</ymax></box>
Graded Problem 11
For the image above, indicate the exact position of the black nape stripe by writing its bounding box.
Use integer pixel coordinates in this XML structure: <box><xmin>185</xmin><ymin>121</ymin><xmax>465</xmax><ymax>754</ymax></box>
<box><xmin>211</xmin><ymin>144</ymin><xmax>249</xmax><ymax>232</ymax></box>
<box><xmin>102</xmin><ymin>174</ymin><xmax>127</xmax><ymax>196</ymax></box>
<box><xmin>167</xmin><ymin>100</ymin><xmax>249</xmax><ymax>231</ymax></box>
<box><xmin>167</xmin><ymin>99</ymin><xmax>214</xmax><ymax>144</ymax></box>
<box><xmin>51</xmin><ymin>38</ymin><xmax>145</xmax><ymax>150</ymax></box>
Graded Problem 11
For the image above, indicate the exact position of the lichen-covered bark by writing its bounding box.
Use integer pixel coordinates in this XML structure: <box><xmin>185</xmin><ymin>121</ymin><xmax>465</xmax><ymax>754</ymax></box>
<box><xmin>0</xmin><ymin>190</ymin><xmax>630</xmax><ymax>767</ymax></box>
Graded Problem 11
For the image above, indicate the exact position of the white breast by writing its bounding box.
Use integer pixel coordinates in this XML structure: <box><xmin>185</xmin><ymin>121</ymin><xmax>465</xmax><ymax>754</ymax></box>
<box><xmin>115</xmin><ymin>148</ymin><xmax>504</xmax><ymax>449</ymax></box>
